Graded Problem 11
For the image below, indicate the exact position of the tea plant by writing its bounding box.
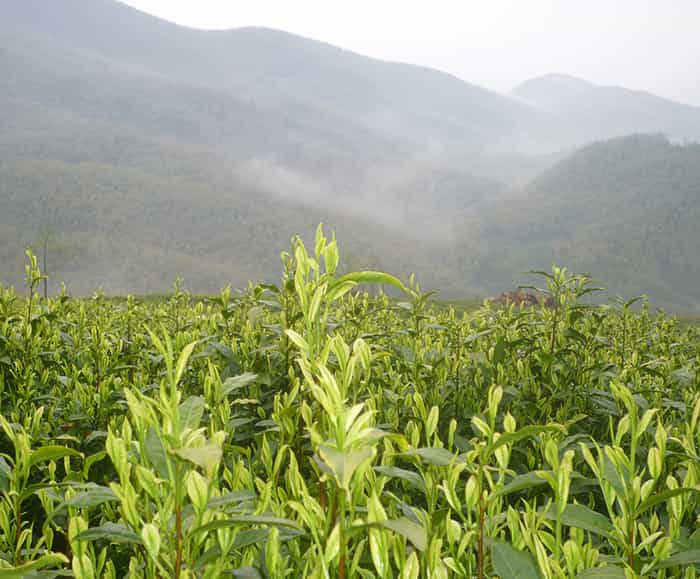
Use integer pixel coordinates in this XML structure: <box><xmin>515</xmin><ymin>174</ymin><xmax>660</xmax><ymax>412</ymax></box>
<box><xmin>0</xmin><ymin>227</ymin><xmax>698</xmax><ymax>577</ymax></box>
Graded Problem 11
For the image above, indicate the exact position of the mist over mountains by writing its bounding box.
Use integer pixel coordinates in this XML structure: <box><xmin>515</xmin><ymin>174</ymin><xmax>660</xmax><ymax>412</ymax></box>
<box><xmin>1</xmin><ymin>0</ymin><xmax>700</xmax><ymax>311</ymax></box>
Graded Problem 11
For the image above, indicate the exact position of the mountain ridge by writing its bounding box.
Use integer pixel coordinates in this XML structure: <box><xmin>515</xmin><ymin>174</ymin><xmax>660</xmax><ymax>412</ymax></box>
<box><xmin>1</xmin><ymin>0</ymin><xmax>700</xmax><ymax>311</ymax></box>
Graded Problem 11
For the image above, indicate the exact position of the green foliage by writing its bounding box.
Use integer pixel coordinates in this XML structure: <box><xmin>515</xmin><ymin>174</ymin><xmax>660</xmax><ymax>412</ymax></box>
<box><xmin>0</xmin><ymin>231</ymin><xmax>698</xmax><ymax>577</ymax></box>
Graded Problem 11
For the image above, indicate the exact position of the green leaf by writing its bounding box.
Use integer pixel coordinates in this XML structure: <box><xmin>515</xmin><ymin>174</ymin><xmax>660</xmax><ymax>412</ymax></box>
<box><xmin>285</xmin><ymin>330</ymin><xmax>309</xmax><ymax>352</ymax></box>
<box><xmin>0</xmin><ymin>457</ymin><xmax>12</xmax><ymax>492</ymax></box>
<box><xmin>379</xmin><ymin>518</ymin><xmax>427</xmax><ymax>552</ymax></box>
<box><xmin>192</xmin><ymin>515</ymin><xmax>304</xmax><ymax>535</ymax></box>
<box><xmin>231</xmin><ymin>568</ymin><xmax>264</xmax><ymax>579</ymax></box>
<box><xmin>83</xmin><ymin>451</ymin><xmax>107</xmax><ymax>478</ymax></box>
<box><xmin>543</xmin><ymin>503</ymin><xmax>614</xmax><ymax>537</ymax></box>
<box><xmin>207</xmin><ymin>490</ymin><xmax>257</xmax><ymax>509</ymax></box>
<box><xmin>179</xmin><ymin>396</ymin><xmax>205</xmax><ymax>431</ymax></box>
<box><xmin>492</xmin><ymin>339</ymin><xmax>506</xmax><ymax>365</ymax></box>
<box><xmin>333</xmin><ymin>271</ymin><xmax>408</xmax><ymax>293</ymax></box>
<box><xmin>174</xmin><ymin>340</ymin><xmax>197</xmax><ymax>385</ymax></box>
<box><xmin>192</xmin><ymin>546</ymin><xmax>223</xmax><ymax>571</ymax></box>
<box><xmin>66</xmin><ymin>485</ymin><xmax>118</xmax><ymax>509</ymax></box>
<box><xmin>75</xmin><ymin>522</ymin><xmax>143</xmax><ymax>544</ymax></box>
<box><xmin>401</xmin><ymin>447</ymin><xmax>459</xmax><ymax>467</ymax></box>
<box><xmin>488</xmin><ymin>425</ymin><xmax>565</xmax><ymax>455</ymax></box>
<box><xmin>222</xmin><ymin>373</ymin><xmax>258</xmax><ymax>396</ymax></box>
<box><xmin>145</xmin><ymin>427</ymin><xmax>170</xmax><ymax>478</ymax></box>
<box><xmin>637</xmin><ymin>488</ymin><xmax>698</xmax><ymax>516</ymax></box>
<box><xmin>232</xmin><ymin>529</ymin><xmax>269</xmax><ymax>550</ymax></box>
<box><xmin>491</xmin><ymin>541</ymin><xmax>542</xmax><ymax>579</ymax></box>
<box><xmin>492</xmin><ymin>471</ymin><xmax>550</xmax><ymax>500</ymax></box>
<box><xmin>29</xmin><ymin>446</ymin><xmax>81</xmax><ymax>468</ymax></box>
<box><xmin>326</xmin><ymin>280</ymin><xmax>357</xmax><ymax>303</ymax></box>
<box><xmin>0</xmin><ymin>554</ymin><xmax>69</xmax><ymax>577</ymax></box>
<box><xmin>576</xmin><ymin>566</ymin><xmax>626</xmax><ymax>578</ymax></box>
<box><xmin>602</xmin><ymin>453</ymin><xmax>627</xmax><ymax>498</ymax></box>
<box><xmin>318</xmin><ymin>445</ymin><xmax>374</xmax><ymax>490</ymax></box>
<box><xmin>173</xmin><ymin>444</ymin><xmax>222</xmax><ymax>473</ymax></box>
<box><xmin>374</xmin><ymin>466</ymin><xmax>426</xmax><ymax>494</ymax></box>
<box><xmin>654</xmin><ymin>549</ymin><xmax>700</xmax><ymax>569</ymax></box>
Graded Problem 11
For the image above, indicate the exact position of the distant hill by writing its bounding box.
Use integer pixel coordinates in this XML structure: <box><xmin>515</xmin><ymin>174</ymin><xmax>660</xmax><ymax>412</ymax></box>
<box><xmin>1</xmin><ymin>1</ymin><xmax>700</xmax><ymax>310</ymax></box>
<box><xmin>512</xmin><ymin>74</ymin><xmax>700</xmax><ymax>145</ymax></box>
<box><xmin>456</xmin><ymin>135</ymin><xmax>700</xmax><ymax>311</ymax></box>
<box><xmin>1</xmin><ymin>0</ymin><xmax>540</xmax><ymax>154</ymax></box>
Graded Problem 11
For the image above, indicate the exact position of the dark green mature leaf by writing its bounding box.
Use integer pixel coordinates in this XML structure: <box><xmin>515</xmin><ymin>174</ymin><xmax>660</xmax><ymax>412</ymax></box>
<box><xmin>83</xmin><ymin>450</ymin><xmax>107</xmax><ymax>477</ymax></box>
<box><xmin>207</xmin><ymin>490</ymin><xmax>257</xmax><ymax>509</ymax></box>
<box><xmin>231</xmin><ymin>568</ymin><xmax>264</xmax><ymax>579</ymax></box>
<box><xmin>543</xmin><ymin>504</ymin><xmax>614</xmax><ymax>537</ymax></box>
<box><xmin>192</xmin><ymin>546</ymin><xmax>223</xmax><ymax>571</ymax></box>
<box><xmin>179</xmin><ymin>396</ymin><xmax>205</xmax><ymax>431</ymax></box>
<box><xmin>374</xmin><ymin>466</ymin><xmax>426</xmax><ymax>494</ymax></box>
<box><xmin>379</xmin><ymin>518</ymin><xmax>427</xmax><ymax>551</ymax></box>
<box><xmin>654</xmin><ymin>549</ymin><xmax>700</xmax><ymax>569</ymax></box>
<box><xmin>145</xmin><ymin>427</ymin><xmax>170</xmax><ymax>478</ymax></box>
<box><xmin>602</xmin><ymin>453</ymin><xmax>626</xmax><ymax>498</ymax></box>
<box><xmin>488</xmin><ymin>425</ymin><xmax>565</xmax><ymax>455</ymax></box>
<box><xmin>76</xmin><ymin>523</ymin><xmax>143</xmax><ymax>544</ymax></box>
<box><xmin>66</xmin><ymin>486</ymin><xmax>118</xmax><ymax>508</ymax></box>
<box><xmin>492</xmin><ymin>339</ymin><xmax>506</xmax><ymax>365</ymax></box>
<box><xmin>233</xmin><ymin>529</ymin><xmax>269</xmax><ymax>550</ymax></box>
<box><xmin>173</xmin><ymin>444</ymin><xmax>222</xmax><ymax>472</ymax></box>
<box><xmin>319</xmin><ymin>445</ymin><xmax>374</xmax><ymax>490</ymax></box>
<box><xmin>333</xmin><ymin>271</ymin><xmax>408</xmax><ymax>293</ymax></box>
<box><xmin>576</xmin><ymin>566</ymin><xmax>626</xmax><ymax>578</ymax></box>
<box><xmin>637</xmin><ymin>488</ymin><xmax>698</xmax><ymax>516</ymax></box>
<box><xmin>0</xmin><ymin>457</ymin><xmax>12</xmax><ymax>492</ymax></box>
<box><xmin>192</xmin><ymin>515</ymin><xmax>304</xmax><ymax>535</ymax></box>
<box><xmin>491</xmin><ymin>541</ymin><xmax>542</xmax><ymax>579</ymax></box>
<box><xmin>222</xmin><ymin>373</ymin><xmax>258</xmax><ymax>396</ymax></box>
<box><xmin>29</xmin><ymin>446</ymin><xmax>81</xmax><ymax>468</ymax></box>
<box><xmin>0</xmin><ymin>554</ymin><xmax>69</xmax><ymax>577</ymax></box>
<box><xmin>492</xmin><ymin>471</ymin><xmax>550</xmax><ymax>499</ymax></box>
<box><xmin>402</xmin><ymin>447</ymin><xmax>459</xmax><ymax>467</ymax></box>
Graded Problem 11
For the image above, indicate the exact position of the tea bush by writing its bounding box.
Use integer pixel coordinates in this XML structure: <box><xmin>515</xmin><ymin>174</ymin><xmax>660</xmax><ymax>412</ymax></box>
<box><xmin>0</xmin><ymin>227</ymin><xmax>698</xmax><ymax>578</ymax></box>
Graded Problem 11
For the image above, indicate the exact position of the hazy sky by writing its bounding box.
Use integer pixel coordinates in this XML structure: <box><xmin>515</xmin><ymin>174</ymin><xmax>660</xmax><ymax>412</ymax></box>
<box><xmin>120</xmin><ymin>1</ymin><xmax>700</xmax><ymax>105</ymax></box>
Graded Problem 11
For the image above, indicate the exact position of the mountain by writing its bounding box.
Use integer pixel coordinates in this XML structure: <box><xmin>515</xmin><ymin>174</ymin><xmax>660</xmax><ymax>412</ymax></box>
<box><xmin>455</xmin><ymin>134</ymin><xmax>700</xmax><ymax>311</ymax></box>
<box><xmin>1</xmin><ymin>0</ymin><xmax>511</xmax><ymax>294</ymax></box>
<box><xmin>512</xmin><ymin>74</ymin><xmax>700</xmax><ymax>145</ymax></box>
<box><xmin>1</xmin><ymin>0</ymin><xmax>541</xmax><ymax>155</ymax></box>
<box><xmin>1</xmin><ymin>1</ymin><xmax>700</xmax><ymax>310</ymax></box>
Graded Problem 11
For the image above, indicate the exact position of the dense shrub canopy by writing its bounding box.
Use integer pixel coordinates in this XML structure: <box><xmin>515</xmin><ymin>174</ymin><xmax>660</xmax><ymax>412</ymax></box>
<box><xmin>0</xmin><ymin>233</ymin><xmax>698</xmax><ymax>577</ymax></box>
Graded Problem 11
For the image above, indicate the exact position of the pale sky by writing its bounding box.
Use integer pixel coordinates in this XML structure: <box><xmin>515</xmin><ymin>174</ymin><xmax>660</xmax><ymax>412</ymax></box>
<box><xmin>120</xmin><ymin>1</ymin><xmax>700</xmax><ymax>105</ymax></box>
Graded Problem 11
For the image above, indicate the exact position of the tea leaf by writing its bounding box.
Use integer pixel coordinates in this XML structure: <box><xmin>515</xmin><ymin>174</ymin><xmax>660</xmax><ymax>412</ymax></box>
<box><xmin>222</xmin><ymin>373</ymin><xmax>258</xmax><ymax>396</ymax></box>
<box><xmin>543</xmin><ymin>503</ymin><xmax>614</xmax><ymax>537</ymax></box>
<box><xmin>145</xmin><ymin>427</ymin><xmax>170</xmax><ymax>478</ymax></box>
<box><xmin>76</xmin><ymin>523</ymin><xmax>143</xmax><ymax>544</ymax></box>
<box><xmin>654</xmin><ymin>549</ymin><xmax>700</xmax><ymax>569</ymax></box>
<box><xmin>379</xmin><ymin>518</ymin><xmax>427</xmax><ymax>552</ymax></box>
<box><xmin>29</xmin><ymin>445</ymin><xmax>81</xmax><ymax>468</ymax></box>
<box><xmin>179</xmin><ymin>396</ymin><xmax>205</xmax><ymax>431</ymax></box>
<box><xmin>576</xmin><ymin>566</ymin><xmax>626</xmax><ymax>578</ymax></box>
<box><xmin>0</xmin><ymin>554</ymin><xmax>69</xmax><ymax>577</ymax></box>
<box><xmin>318</xmin><ymin>445</ymin><xmax>375</xmax><ymax>490</ymax></box>
<box><xmin>174</xmin><ymin>444</ymin><xmax>222</xmax><ymax>473</ymax></box>
<box><xmin>192</xmin><ymin>515</ymin><xmax>304</xmax><ymax>535</ymax></box>
<box><xmin>491</xmin><ymin>541</ymin><xmax>542</xmax><ymax>579</ymax></box>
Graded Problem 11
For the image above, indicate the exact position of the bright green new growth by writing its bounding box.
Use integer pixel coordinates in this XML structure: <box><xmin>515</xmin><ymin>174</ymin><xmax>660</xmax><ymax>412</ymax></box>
<box><xmin>0</xmin><ymin>229</ymin><xmax>699</xmax><ymax>577</ymax></box>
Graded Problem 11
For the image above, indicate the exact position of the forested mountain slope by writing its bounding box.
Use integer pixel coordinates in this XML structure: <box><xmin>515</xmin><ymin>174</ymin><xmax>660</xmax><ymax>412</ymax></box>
<box><xmin>457</xmin><ymin>135</ymin><xmax>700</xmax><ymax>311</ymax></box>
<box><xmin>1</xmin><ymin>1</ymin><xmax>700</xmax><ymax>310</ymax></box>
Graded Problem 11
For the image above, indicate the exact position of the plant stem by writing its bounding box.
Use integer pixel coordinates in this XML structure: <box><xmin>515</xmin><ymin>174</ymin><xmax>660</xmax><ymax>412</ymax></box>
<box><xmin>174</xmin><ymin>463</ymin><xmax>183</xmax><ymax>578</ymax></box>
<box><xmin>338</xmin><ymin>489</ymin><xmax>346</xmax><ymax>579</ymax></box>
<box><xmin>477</xmin><ymin>465</ymin><xmax>486</xmax><ymax>579</ymax></box>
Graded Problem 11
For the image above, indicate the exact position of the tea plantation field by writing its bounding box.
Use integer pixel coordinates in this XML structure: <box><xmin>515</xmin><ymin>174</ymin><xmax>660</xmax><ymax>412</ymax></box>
<box><xmin>0</xmin><ymin>228</ymin><xmax>698</xmax><ymax>577</ymax></box>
